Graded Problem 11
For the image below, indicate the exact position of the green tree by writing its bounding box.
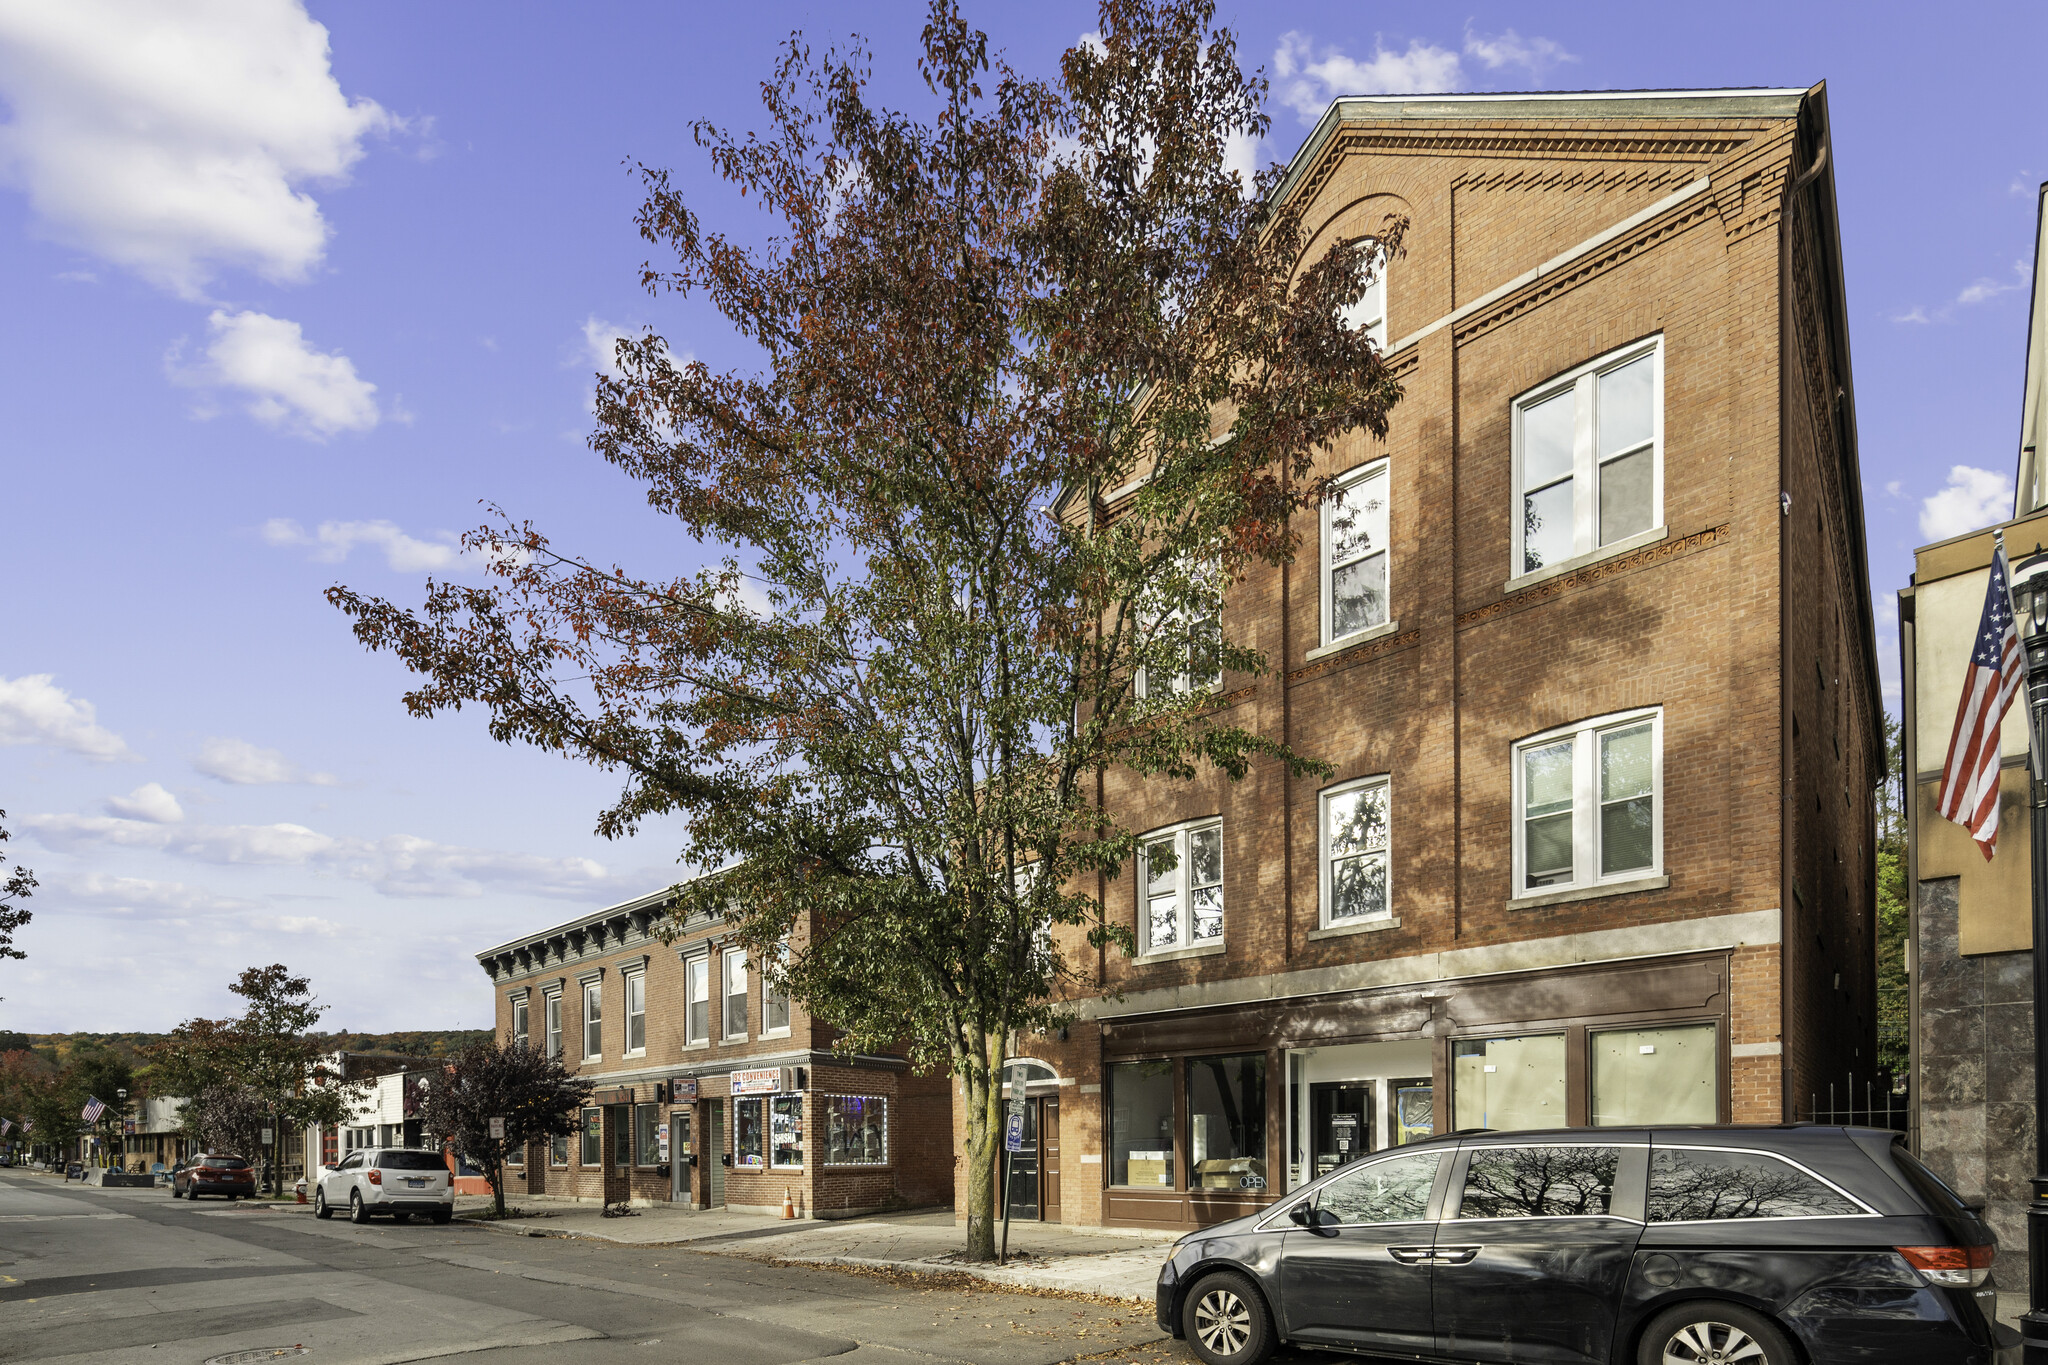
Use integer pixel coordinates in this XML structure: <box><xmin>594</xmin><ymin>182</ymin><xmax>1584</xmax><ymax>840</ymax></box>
<box><xmin>0</xmin><ymin>810</ymin><xmax>35</xmax><ymax>963</ymax></box>
<box><xmin>327</xmin><ymin>0</ymin><xmax>1400</xmax><ymax>1259</ymax></box>
<box><xmin>70</xmin><ymin>1045</ymin><xmax>134</xmax><ymax>1166</ymax></box>
<box><xmin>1876</xmin><ymin>712</ymin><xmax>1908</xmax><ymax>1078</ymax></box>
<box><xmin>420</xmin><ymin>1039</ymin><xmax>593</xmax><ymax>1217</ymax></box>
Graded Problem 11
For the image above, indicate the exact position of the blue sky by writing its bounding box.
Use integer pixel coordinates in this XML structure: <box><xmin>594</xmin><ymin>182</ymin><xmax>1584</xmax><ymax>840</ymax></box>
<box><xmin>2</xmin><ymin>1</ymin><xmax>2042</xmax><ymax>1033</ymax></box>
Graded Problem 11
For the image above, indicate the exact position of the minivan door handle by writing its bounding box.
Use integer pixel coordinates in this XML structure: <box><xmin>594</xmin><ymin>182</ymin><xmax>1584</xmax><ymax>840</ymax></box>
<box><xmin>1433</xmin><ymin>1245</ymin><xmax>1481</xmax><ymax>1265</ymax></box>
<box><xmin>1387</xmin><ymin>1246</ymin><xmax>1435</xmax><ymax>1263</ymax></box>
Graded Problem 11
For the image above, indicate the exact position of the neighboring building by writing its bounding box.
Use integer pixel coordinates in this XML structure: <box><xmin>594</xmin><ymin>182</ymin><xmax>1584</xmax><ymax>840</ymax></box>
<box><xmin>1902</xmin><ymin>180</ymin><xmax>2048</xmax><ymax>1293</ymax></box>
<box><xmin>475</xmin><ymin>887</ymin><xmax>953</xmax><ymax>1216</ymax></box>
<box><xmin>298</xmin><ymin>1049</ymin><xmax>440</xmax><ymax>1183</ymax></box>
<box><xmin>980</xmin><ymin>84</ymin><xmax>1881</xmax><ymax>1234</ymax></box>
<box><xmin>125</xmin><ymin>1095</ymin><xmax>192</xmax><ymax>1172</ymax></box>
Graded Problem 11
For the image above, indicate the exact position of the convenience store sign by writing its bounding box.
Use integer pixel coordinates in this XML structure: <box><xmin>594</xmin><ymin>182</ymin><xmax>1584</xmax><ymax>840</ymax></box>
<box><xmin>731</xmin><ymin>1068</ymin><xmax>782</xmax><ymax>1095</ymax></box>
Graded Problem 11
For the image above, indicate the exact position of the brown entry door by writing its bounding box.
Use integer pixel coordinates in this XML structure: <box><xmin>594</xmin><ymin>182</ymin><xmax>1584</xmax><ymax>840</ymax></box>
<box><xmin>1040</xmin><ymin>1098</ymin><xmax>1060</xmax><ymax>1222</ymax></box>
<box><xmin>602</xmin><ymin>1105</ymin><xmax>631</xmax><ymax>1207</ymax></box>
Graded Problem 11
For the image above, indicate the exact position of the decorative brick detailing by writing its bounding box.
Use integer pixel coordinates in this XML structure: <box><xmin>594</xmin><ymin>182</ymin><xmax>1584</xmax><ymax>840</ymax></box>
<box><xmin>1455</xmin><ymin>524</ymin><xmax>1732</xmax><ymax>629</ymax></box>
<box><xmin>1453</xmin><ymin>164</ymin><xmax>1699</xmax><ymax>197</ymax></box>
<box><xmin>1289</xmin><ymin>128</ymin><xmax>1749</xmax><ymax>211</ymax></box>
<box><xmin>1285</xmin><ymin>628</ymin><xmax>1422</xmax><ymax>685</ymax></box>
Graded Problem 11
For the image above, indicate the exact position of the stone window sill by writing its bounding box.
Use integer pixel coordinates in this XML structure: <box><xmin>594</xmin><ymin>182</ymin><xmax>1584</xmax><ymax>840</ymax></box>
<box><xmin>1501</xmin><ymin>525</ymin><xmax>1667</xmax><ymax>595</ymax></box>
<box><xmin>1507</xmin><ymin>873</ymin><xmax>1669</xmax><ymax>911</ymax></box>
<box><xmin>1308</xmin><ymin>916</ymin><xmax>1402</xmax><ymax>941</ymax></box>
<box><xmin>1304</xmin><ymin>619</ymin><xmax>1402</xmax><ymax>664</ymax></box>
<box><xmin>1133</xmin><ymin>941</ymin><xmax>1226</xmax><ymax>966</ymax></box>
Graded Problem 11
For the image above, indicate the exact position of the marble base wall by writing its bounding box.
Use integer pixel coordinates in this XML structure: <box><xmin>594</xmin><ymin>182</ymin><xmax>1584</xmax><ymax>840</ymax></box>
<box><xmin>1915</xmin><ymin>875</ymin><xmax>2035</xmax><ymax>1293</ymax></box>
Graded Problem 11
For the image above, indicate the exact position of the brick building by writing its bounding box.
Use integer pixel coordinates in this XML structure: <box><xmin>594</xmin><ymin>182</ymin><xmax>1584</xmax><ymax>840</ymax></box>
<box><xmin>476</xmin><ymin>887</ymin><xmax>952</xmax><ymax>1217</ymax></box>
<box><xmin>969</xmin><ymin>85</ymin><xmax>1881</xmax><ymax>1234</ymax></box>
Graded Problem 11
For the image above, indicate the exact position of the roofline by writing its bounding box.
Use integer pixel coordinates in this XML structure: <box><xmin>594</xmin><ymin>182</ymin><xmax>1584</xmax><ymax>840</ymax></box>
<box><xmin>471</xmin><ymin>882</ymin><xmax>687</xmax><ymax>963</ymax></box>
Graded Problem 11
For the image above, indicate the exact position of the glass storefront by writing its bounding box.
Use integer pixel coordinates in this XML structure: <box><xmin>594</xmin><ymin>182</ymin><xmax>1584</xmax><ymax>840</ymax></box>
<box><xmin>1451</xmin><ymin>1034</ymin><xmax>1567</xmax><ymax>1131</ymax></box>
<box><xmin>823</xmin><ymin>1096</ymin><xmax>887</xmax><ymax>1165</ymax></box>
<box><xmin>634</xmin><ymin>1103</ymin><xmax>661</xmax><ymax>1166</ymax></box>
<box><xmin>1590</xmin><ymin>1023</ymin><xmax>1717</xmax><ymax>1125</ymax></box>
<box><xmin>1186</xmin><ymin>1053</ymin><xmax>1266</xmax><ymax>1192</ymax></box>
<box><xmin>770</xmin><ymin>1095</ymin><xmax>803</xmax><ymax>1168</ymax></box>
<box><xmin>1108</xmin><ymin>1060</ymin><xmax>1175</xmax><ymax>1187</ymax></box>
<box><xmin>733</xmin><ymin>1098</ymin><xmax>765</xmax><ymax>1168</ymax></box>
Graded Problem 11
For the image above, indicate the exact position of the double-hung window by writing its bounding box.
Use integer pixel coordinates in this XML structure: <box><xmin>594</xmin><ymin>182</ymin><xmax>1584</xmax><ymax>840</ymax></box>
<box><xmin>1513</xmin><ymin>337</ymin><xmax>1662</xmax><ymax>576</ymax></box>
<box><xmin>544</xmin><ymin>991</ymin><xmax>562</xmax><ymax>1059</ymax></box>
<box><xmin>1322</xmin><ymin>461</ymin><xmax>1390</xmax><ymax>644</ymax></box>
<box><xmin>1319</xmin><ymin>775</ymin><xmax>1391</xmax><ymax>927</ymax></box>
<box><xmin>1140</xmin><ymin>818</ymin><xmax>1223</xmax><ymax>954</ymax></box>
<box><xmin>1135</xmin><ymin>560</ymin><xmax>1221</xmax><ymax>698</ymax></box>
<box><xmin>511</xmin><ymin>997</ymin><xmax>528</xmax><ymax>1050</ymax></box>
<box><xmin>1513</xmin><ymin>709</ymin><xmax>1661</xmax><ymax>894</ymax></box>
<box><xmin>761</xmin><ymin>943</ymin><xmax>791</xmax><ymax>1037</ymax></box>
<box><xmin>1337</xmin><ymin>238</ymin><xmax>1388</xmax><ymax>349</ymax></box>
<box><xmin>623</xmin><ymin>970</ymin><xmax>646</xmax><ymax>1055</ymax></box>
<box><xmin>581</xmin><ymin>980</ymin><xmax>603</xmax><ymax>1061</ymax></box>
<box><xmin>722</xmin><ymin>951</ymin><xmax>748</xmax><ymax>1040</ymax></box>
<box><xmin>684</xmin><ymin>956</ymin><xmax>710</xmax><ymax>1046</ymax></box>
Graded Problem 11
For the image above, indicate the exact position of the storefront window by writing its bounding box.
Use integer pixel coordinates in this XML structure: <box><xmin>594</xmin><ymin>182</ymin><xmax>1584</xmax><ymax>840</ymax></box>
<box><xmin>1591</xmin><ymin>1023</ymin><xmax>1717</xmax><ymax>1126</ymax></box>
<box><xmin>635</xmin><ymin>1103</ymin><xmax>661</xmax><ymax>1166</ymax></box>
<box><xmin>1109</xmin><ymin>1059</ymin><xmax>1176</xmax><ymax>1188</ymax></box>
<box><xmin>551</xmin><ymin>1132</ymin><xmax>569</xmax><ymax>1167</ymax></box>
<box><xmin>579</xmin><ymin>1107</ymin><xmax>601</xmax><ymax>1166</ymax></box>
<box><xmin>823</xmin><ymin>1096</ymin><xmax>887</xmax><ymax>1165</ymax></box>
<box><xmin>734</xmin><ymin>1098</ymin><xmax>765</xmax><ymax>1168</ymax></box>
<box><xmin>771</xmin><ymin>1096</ymin><xmax>804</xmax><ymax>1168</ymax></box>
<box><xmin>613</xmin><ymin>1106</ymin><xmax>633</xmax><ymax>1169</ymax></box>
<box><xmin>506</xmin><ymin>1139</ymin><xmax>523</xmax><ymax>1167</ymax></box>
<box><xmin>1452</xmin><ymin>1034</ymin><xmax>1566</xmax><ymax>1132</ymax></box>
<box><xmin>1186</xmin><ymin>1053</ymin><xmax>1266</xmax><ymax>1192</ymax></box>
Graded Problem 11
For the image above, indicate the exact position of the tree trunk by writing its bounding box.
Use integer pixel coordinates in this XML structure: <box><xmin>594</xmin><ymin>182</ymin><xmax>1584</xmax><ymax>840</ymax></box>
<box><xmin>959</xmin><ymin>1029</ymin><xmax>1007</xmax><ymax>1262</ymax></box>
<box><xmin>491</xmin><ymin>1157</ymin><xmax>506</xmax><ymax>1217</ymax></box>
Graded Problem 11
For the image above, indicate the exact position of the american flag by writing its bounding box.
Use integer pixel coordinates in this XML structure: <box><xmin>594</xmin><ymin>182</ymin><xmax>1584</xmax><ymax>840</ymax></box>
<box><xmin>0</xmin><ymin>1118</ymin><xmax>10</xmax><ymax>1135</ymax></box>
<box><xmin>21</xmin><ymin>1120</ymin><xmax>32</xmax><ymax>1133</ymax></box>
<box><xmin>1938</xmin><ymin>542</ymin><xmax>2023</xmax><ymax>858</ymax></box>
<box><xmin>80</xmin><ymin>1095</ymin><xmax>106</xmax><ymax>1124</ymax></box>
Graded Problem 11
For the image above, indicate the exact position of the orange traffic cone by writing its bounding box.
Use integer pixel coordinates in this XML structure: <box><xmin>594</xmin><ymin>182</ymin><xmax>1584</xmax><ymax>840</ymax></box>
<box><xmin>781</xmin><ymin>1188</ymin><xmax>794</xmax><ymax>1219</ymax></box>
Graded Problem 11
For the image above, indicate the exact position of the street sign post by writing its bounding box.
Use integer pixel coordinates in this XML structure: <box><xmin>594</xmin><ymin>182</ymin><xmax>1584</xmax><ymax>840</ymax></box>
<box><xmin>489</xmin><ymin>1116</ymin><xmax>507</xmax><ymax>1141</ymax></box>
<box><xmin>999</xmin><ymin>1062</ymin><xmax>1030</xmax><ymax>1266</ymax></box>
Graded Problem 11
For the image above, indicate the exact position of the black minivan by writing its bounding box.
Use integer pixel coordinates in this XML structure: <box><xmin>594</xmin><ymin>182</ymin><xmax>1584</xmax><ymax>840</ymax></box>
<box><xmin>1155</xmin><ymin>1125</ymin><xmax>2017</xmax><ymax>1365</ymax></box>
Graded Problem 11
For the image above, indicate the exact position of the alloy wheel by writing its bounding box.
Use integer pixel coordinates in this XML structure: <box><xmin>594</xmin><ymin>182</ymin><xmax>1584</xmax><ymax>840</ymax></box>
<box><xmin>1661</xmin><ymin>1320</ymin><xmax>1770</xmax><ymax>1365</ymax></box>
<box><xmin>1193</xmin><ymin>1285</ymin><xmax>1252</xmax><ymax>1357</ymax></box>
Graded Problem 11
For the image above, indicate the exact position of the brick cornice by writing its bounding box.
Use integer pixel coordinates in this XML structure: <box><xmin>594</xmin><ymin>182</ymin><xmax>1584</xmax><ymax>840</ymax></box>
<box><xmin>1286</xmin><ymin>627</ymin><xmax>1422</xmax><ymax>685</ymax></box>
<box><xmin>1455</xmin><ymin>524</ymin><xmax>1732</xmax><ymax>629</ymax></box>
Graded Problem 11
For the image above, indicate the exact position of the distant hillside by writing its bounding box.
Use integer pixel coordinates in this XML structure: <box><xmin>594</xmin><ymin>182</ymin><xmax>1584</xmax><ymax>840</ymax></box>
<box><xmin>0</xmin><ymin>1029</ymin><xmax>492</xmax><ymax>1079</ymax></box>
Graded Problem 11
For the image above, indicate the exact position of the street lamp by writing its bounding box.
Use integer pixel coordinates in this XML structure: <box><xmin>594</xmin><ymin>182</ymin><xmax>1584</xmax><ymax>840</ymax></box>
<box><xmin>2004</xmin><ymin>546</ymin><xmax>2048</xmax><ymax>1364</ymax></box>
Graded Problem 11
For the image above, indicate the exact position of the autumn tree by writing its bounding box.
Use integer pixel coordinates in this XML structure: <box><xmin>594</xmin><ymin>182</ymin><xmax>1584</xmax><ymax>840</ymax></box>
<box><xmin>0</xmin><ymin>810</ymin><xmax>34</xmax><ymax>962</ymax></box>
<box><xmin>328</xmin><ymin>0</ymin><xmax>1400</xmax><ymax>1259</ymax></box>
<box><xmin>419</xmin><ymin>1038</ymin><xmax>593</xmax><ymax>1217</ymax></box>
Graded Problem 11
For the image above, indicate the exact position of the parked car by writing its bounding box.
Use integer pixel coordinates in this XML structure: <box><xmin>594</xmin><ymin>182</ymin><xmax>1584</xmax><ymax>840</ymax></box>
<box><xmin>169</xmin><ymin>1154</ymin><xmax>255</xmax><ymax>1200</ymax></box>
<box><xmin>313</xmin><ymin>1148</ymin><xmax>454</xmax><ymax>1224</ymax></box>
<box><xmin>1155</xmin><ymin>1125</ymin><xmax>2017</xmax><ymax>1365</ymax></box>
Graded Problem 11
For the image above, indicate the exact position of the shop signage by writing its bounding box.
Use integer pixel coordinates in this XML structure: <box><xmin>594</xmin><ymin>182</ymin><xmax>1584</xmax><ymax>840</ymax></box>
<box><xmin>1329</xmin><ymin>1113</ymin><xmax>1359</xmax><ymax>1154</ymax></box>
<box><xmin>730</xmin><ymin>1068</ymin><xmax>781</xmax><ymax>1095</ymax></box>
<box><xmin>592</xmin><ymin>1087</ymin><xmax>636</xmax><ymax>1105</ymax></box>
<box><xmin>670</xmin><ymin>1078</ymin><xmax>699</xmax><ymax>1101</ymax></box>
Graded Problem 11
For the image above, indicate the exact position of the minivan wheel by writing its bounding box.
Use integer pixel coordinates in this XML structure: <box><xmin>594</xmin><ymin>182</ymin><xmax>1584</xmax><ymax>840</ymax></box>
<box><xmin>349</xmin><ymin>1190</ymin><xmax>370</xmax><ymax>1225</ymax></box>
<box><xmin>1180</xmin><ymin>1271</ymin><xmax>1274</xmax><ymax>1365</ymax></box>
<box><xmin>1641</xmin><ymin>1301</ymin><xmax>1797</xmax><ymax>1365</ymax></box>
<box><xmin>313</xmin><ymin>1188</ymin><xmax>332</xmax><ymax>1220</ymax></box>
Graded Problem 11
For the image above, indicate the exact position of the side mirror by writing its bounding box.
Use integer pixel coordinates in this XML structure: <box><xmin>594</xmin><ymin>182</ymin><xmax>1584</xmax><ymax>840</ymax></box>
<box><xmin>1287</xmin><ymin>1202</ymin><xmax>1313</xmax><ymax>1227</ymax></box>
<box><xmin>1315</xmin><ymin>1208</ymin><xmax>1340</xmax><ymax>1229</ymax></box>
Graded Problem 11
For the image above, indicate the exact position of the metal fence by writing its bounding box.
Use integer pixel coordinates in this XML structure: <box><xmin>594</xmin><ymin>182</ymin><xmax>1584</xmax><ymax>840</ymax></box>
<box><xmin>1798</xmin><ymin>1072</ymin><xmax>1910</xmax><ymax>1132</ymax></box>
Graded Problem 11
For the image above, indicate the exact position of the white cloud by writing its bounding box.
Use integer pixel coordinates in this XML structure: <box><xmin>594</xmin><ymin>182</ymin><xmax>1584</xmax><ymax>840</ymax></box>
<box><xmin>171</xmin><ymin>308</ymin><xmax>378</xmax><ymax>439</ymax></box>
<box><xmin>23</xmin><ymin>811</ymin><xmax>615</xmax><ymax>901</ymax></box>
<box><xmin>61</xmin><ymin>872</ymin><xmax>255</xmax><ymax>917</ymax></box>
<box><xmin>1920</xmin><ymin>465</ymin><xmax>2015</xmax><ymax>542</ymax></box>
<box><xmin>0</xmin><ymin>0</ymin><xmax>396</xmax><ymax>299</ymax></box>
<box><xmin>1273</xmin><ymin>26</ymin><xmax>1574</xmax><ymax>124</ymax></box>
<box><xmin>1958</xmin><ymin>273</ymin><xmax>2023</xmax><ymax>305</ymax></box>
<box><xmin>261</xmin><ymin>517</ymin><xmax>458</xmax><ymax>573</ymax></box>
<box><xmin>256</xmin><ymin>913</ymin><xmax>341</xmax><ymax>936</ymax></box>
<box><xmin>581</xmin><ymin>316</ymin><xmax>633</xmax><ymax>379</ymax></box>
<box><xmin>192</xmin><ymin>735</ymin><xmax>338</xmax><ymax>787</ymax></box>
<box><xmin>105</xmin><ymin>782</ymin><xmax>183</xmax><ymax>823</ymax></box>
<box><xmin>1893</xmin><ymin>307</ymin><xmax>1932</xmax><ymax>325</ymax></box>
<box><xmin>0</xmin><ymin>673</ymin><xmax>134</xmax><ymax>760</ymax></box>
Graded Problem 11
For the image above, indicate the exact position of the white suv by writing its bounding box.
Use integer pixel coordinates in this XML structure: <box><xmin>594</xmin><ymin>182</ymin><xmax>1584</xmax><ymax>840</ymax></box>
<box><xmin>314</xmin><ymin>1148</ymin><xmax>455</xmax><ymax>1224</ymax></box>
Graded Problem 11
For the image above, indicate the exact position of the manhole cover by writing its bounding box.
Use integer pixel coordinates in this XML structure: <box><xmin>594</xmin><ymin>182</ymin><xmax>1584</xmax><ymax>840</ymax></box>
<box><xmin>205</xmin><ymin>1350</ymin><xmax>309</xmax><ymax>1364</ymax></box>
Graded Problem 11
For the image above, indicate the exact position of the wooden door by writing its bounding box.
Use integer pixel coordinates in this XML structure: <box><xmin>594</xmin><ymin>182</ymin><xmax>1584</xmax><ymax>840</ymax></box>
<box><xmin>601</xmin><ymin>1105</ymin><xmax>630</xmax><ymax>1207</ymax></box>
<box><xmin>1040</xmin><ymin>1098</ymin><xmax>1061</xmax><ymax>1222</ymax></box>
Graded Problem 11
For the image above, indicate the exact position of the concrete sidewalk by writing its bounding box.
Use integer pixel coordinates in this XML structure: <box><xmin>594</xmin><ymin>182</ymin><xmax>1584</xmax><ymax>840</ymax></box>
<box><xmin>451</xmin><ymin>1198</ymin><xmax>1177</xmax><ymax>1303</ymax></box>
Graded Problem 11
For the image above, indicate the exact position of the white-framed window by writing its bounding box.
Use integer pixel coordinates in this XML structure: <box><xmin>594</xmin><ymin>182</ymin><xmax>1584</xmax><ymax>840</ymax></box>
<box><xmin>1319</xmin><ymin>775</ymin><xmax>1391</xmax><ymax>927</ymax></box>
<box><xmin>1322</xmin><ymin>460</ymin><xmax>1390</xmax><ymax>645</ymax></box>
<box><xmin>582</xmin><ymin>980</ymin><xmax>602</xmax><ymax>1061</ymax></box>
<box><xmin>623</xmin><ymin>970</ymin><xmax>646</xmax><ymax>1055</ymax></box>
<box><xmin>1513</xmin><ymin>337</ymin><xmax>1662</xmax><ymax>577</ymax></box>
<box><xmin>722</xmin><ymin>950</ymin><xmax>748</xmax><ymax>1040</ymax></box>
<box><xmin>1512</xmin><ymin>708</ymin><xmax>1662</xmax><ymax>894</ymax></box>
<box><xmin>543</xmin><ymin>991</ymin><xmax>562</xmax><ymax>1059</ymax></box>
<box><xmin>1135</xmin><ymin>560</ymin><xmax>1221</xmax><ymax>699</ymax></box>
<box><xmin>684</xmin><ymin>956</ymin><xmax>710</xmax><ymax>1046</ymax></box>
<box><xmin>761</xmin><ymin>943</ymin><xmax>791</xmax><ymax>1037</ymax></box>
<box><xmin>511</xmin><ymin>997</ymin><xmax>528</xmax><ymax>1049</ymax></box>
<box><xmin>1139</xmin><ymin>818</ymin><xmax>1223</xmax><ymax>953</ymax></box>
<box><xmin>1338</xmin><ymin>238</ymin><xmax>1388</xmax><ymax>350</ymax></box>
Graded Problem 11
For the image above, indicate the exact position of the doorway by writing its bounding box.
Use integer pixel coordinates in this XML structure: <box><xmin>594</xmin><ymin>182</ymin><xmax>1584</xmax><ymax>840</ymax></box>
<box><xmin>1001</xmin><ymin>1097</ymin><xmax>1061</xmax><ymax>1222</ymax></box>
<box><xmin>1309</xmin><ymin>1083</ymin><xmax>1373</xmax><ymax>1179</ymax></box>
<box><xmin>705</xmin><ymin>1099</ymin><xmax>725</xmax><ymax>1209</ymax></box>
<box><xmin>669</xmin><ymin>1109</ymin><xmax>693</xmax><ymax>1205</ymax></box>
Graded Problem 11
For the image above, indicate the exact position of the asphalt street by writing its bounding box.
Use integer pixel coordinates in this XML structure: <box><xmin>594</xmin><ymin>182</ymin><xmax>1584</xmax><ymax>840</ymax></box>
<box><xmin>0</xmin><ymin>1171</ymin><xmax>1183</xmax><ymax>1365</ymax></box>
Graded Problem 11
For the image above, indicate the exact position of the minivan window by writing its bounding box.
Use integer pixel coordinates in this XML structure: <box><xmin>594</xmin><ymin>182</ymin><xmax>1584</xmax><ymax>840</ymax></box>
<box><xmin>1647</xmin><ymin>1147</ymin><xmax>1864</xmax><ymax>1221</ymax></box>
<box><xmin>376</xmin><ymin>1151</ymin><xmax>448</xmax><ymax>1171</ymax></box>
<box><xmin>205</xmin><ymin>1157</ymin><xmax>251</xmax><ymax>1169</ymax></box>
<box><xmin>1320</xmin><ymin>1151</ymin><xmax>1440</xmax><ymax>1224</ymax></box>
<box><xmin>1458</xmin><ymin>1146</ymin><xmax>1619</xmax><ymax>1218</ymax></box>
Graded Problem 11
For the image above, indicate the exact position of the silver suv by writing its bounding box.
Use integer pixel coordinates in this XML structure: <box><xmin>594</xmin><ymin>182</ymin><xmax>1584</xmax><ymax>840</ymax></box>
<box><xmin>313</xmin><ymin>1148</ymin><xmax>455</xmax><ymax>1224</ymax></box>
